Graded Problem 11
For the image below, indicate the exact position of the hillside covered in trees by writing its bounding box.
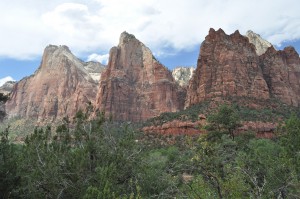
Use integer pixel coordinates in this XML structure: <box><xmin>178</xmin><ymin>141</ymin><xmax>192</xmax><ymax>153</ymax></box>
<box><xmin>1</xmin><ymin>104</ymin><xmax>300</xmax><ymax>198</ymax></box>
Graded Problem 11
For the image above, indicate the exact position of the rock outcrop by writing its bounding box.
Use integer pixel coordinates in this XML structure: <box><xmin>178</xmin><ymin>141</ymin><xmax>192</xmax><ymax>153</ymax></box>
<box><xmin>172</xmin><ymin>66</ymin><xmax>195</xmax><ymax>87</ymax></box>
<box><xmin>95</xmin><ymin>32</ymin><xmax>185</xmax><ymax>122</ymax></box>
<box><xmin>0</xmin><ymin>81</ymin><xmax>15</xmax><ymax>95</ymax></box>
<box><xmin>142</xmin><ymin>115</ymin><xmax>276</xmax><ymax>138</ymax></box>
<box><xmin>260</xmin><ymin>46</ymin><xmax>300</xmax><ymax>106</ymax></box>
<box><xmin>246</xmin><ymin>30</ymin><xmax>273</xmax><ymax>55</ymax></box>
<box><xmin>83</xmin><ymin>61</ymin><xmax>105</xmax><ymax>82</ymax></box>
<box><xmin>185</xmin><ymin>28</ymin><xmax>270</xmax><ymax>108</ymax></box>
<box><xmin>6</xmin><ymin>45</ymin><xmax>101</xmax><ymax>123</ymax></box>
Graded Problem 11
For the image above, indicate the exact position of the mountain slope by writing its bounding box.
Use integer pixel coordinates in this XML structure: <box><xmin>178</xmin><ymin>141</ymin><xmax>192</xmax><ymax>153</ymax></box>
<box><xmin>6</xmin><ymin>45</ymin><xmax>103</xmax><ymax>122</ymax></box>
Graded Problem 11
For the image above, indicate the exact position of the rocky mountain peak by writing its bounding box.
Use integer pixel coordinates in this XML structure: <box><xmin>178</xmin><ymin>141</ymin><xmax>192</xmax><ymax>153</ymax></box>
<box><xmin>96</xmin><ymin>32</ymin><xmax>185</xmax><ymax>122</ymax></box>
<box><xmin>172</xmin><ymin>67</ymin><xmax>195</xmax><ymax>87</ymax></box>
<box><xmin>6</xmin><ymin>45</ymin><xmax>100</xmax><ymax>123</ymax></box>
<box><xmin>283</xmin><ymin>46</ymin><xmax>299</xmax><ymax>57</ymax></box>
<box><xmin>119</xmin><ymin>31</ymin><xmax>137</xmax><ymax>46</ymax></box>
<box><xmin>246</xmin><ymin>30</ymin><xmax>272</xmax><ymax>55</ymax></box>
<box><xmin>44</xmin><ymin>45</ymin><xmax>71</xmax><ymax>55</ymax></box>
<box><xmin>186</xmin><ymin>28</ymin><xmax>270</xmax><ymax>108</ymax></box>
<box><xmin>83</xmin><ymin>61</ymin><xmax>105</xmax><ymax>82</ymax></box>
<box><xmin>206</xmin><ymin>28</ymin><xmax>227</xmax><ymax>41</ymax></box>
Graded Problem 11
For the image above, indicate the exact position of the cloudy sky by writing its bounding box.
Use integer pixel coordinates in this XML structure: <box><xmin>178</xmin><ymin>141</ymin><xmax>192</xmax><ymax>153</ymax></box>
<box><xmin>0</xmin><ymin>0</ymin><xmax>300</xmax><ymax>85</ymax></box>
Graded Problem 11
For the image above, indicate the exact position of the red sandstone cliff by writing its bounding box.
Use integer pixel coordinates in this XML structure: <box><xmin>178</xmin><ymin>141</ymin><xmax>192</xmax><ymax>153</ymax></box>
<box><xmin>260</xmin><ymin>46</ymin><xmax>300</xmax><ymax>106</ymax></box>
<box><xmin>185</xmin><ymin>28</ymin><xmax>270</xmax><ymax>108</ymax></box>
<box><xmin>6</xmin><ymin>45</ymin><xmax>103</xmax><ymax>123</ymax></box>
<box><xmin>95</xmin><ymin>32</ymin><xmax>185</xmax><ymax>122</ymax></box>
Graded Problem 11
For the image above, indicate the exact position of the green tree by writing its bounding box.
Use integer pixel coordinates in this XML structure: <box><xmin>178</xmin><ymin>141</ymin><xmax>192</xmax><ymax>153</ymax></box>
<box><xmin>206</xmin><ymin>104</ymin><xmax>241</xmax><ymax>140</ymax></box>
<box><xmin>0</xmin><ymin>126</ymin><xmax>21</xmax><ymax>199</ymax></box>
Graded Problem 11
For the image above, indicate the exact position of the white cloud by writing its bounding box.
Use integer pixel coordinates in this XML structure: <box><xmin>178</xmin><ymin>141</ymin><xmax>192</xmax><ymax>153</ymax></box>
<box><xmin>0</xmin><ymin>0</ymin><xmax>299</xmax><ymax>60</ymax></box>
<box><xmin>87</xmin><ymin>53</ymin><xmax>109</xmax><ymax>65</ymax></box>
<box><xmin>0</xmin><ymin>76</ymin><xmax>15</xmax><ymax>87</ymax></box>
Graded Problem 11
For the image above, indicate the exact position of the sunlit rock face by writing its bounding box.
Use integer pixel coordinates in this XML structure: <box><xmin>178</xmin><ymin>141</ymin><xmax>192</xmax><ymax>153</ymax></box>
<box><xmin>185</xmin><ymin>28</ymin><xmax>270</xmax><ymax>108</ymax></box>
<box><xmin>96</xmin><ymin>32</ymin><xmax>186</xmax><ymax>122</ymax></box>
<box><xmin>83</xmin><ymin>61</ymin><xmax>105</xmax><ymax>82</ymax></box>
<box><xmin>6</xmin><ymin>45</ymin><xmax>101</xmax><ymax>123</ymax></box>
<box><xmin>172</xmin><ymin>66</ymin><xmax>195</xmax><ymax>87</ymax></box>
<box><xmin>246</xmin><ymin>30</ymin><xmax>273</xmax><ymax>56</ymax></box>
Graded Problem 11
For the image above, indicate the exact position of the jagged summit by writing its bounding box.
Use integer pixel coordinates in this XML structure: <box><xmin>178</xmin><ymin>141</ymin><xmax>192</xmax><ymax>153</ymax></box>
<box><xmin>186</xmin><ymin>29</ymin><xmax>269</xmax><ymax>108</ymax></box>
<box><xmin>119</xmin><ymin>31</ymin><xmax>137</xmax><ymax>46</ymax></box>
<box><xmin>186</xmin><ymin>28</ymin><xmax>300</xmax><ymax>108</ymax></box>
<box><xmin>246</xmin><ymin>30</ymin><xmax>273</xmax><ymax>55</ymax></box>
<box><xmin>44</xmin><ymin>45</ymin><xmax>72</xmax><ymax>57</ymax></box>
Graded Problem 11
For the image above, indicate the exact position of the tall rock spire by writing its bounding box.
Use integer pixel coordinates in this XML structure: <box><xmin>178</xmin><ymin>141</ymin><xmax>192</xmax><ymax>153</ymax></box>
<box><xmin>95</xmin><ymin>32</ymin><xmax>185</xmax><ymax>122</ymax></box>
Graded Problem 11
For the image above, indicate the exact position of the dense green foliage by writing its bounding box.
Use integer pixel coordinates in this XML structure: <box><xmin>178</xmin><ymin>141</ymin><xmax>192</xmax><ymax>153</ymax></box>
<box><xmin>0</xmin><ymin>93</ymin><xmax>8</xmax><ymax>122</ymax></box>
<box><xmin>145</xmin><ymin>97</ymin><xmax>300</xmax><ymax>126</ymax></box>
<box><xmin>1</xmin><ymin>105</ymin><xmax>300</xmax><ymax>198</ymax></box>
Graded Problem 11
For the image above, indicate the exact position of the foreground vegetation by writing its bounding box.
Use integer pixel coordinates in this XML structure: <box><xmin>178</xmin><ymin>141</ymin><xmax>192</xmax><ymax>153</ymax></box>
<box><xmin>1</xmin><ymin>105</ymin><xmax>300</xmax><ymax>198</ymax></box>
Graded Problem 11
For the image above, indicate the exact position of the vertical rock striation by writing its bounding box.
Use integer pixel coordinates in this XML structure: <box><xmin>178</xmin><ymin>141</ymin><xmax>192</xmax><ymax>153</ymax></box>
<box><xmin>185</xmin><ymin>28</ymin><xmax>270</xmax><ymax>108</ymax></box>
<box><xmin>260</xmin><ymin>46</ymin><xmax>300</xmax><ymax>106</ymax></box>
<box><xmin>96</xmin><ymin>32</ymin><xmax>185</xmax><ymax>122</ymax></box>
<box><xmin>6</xmin><ymin>45</ymin><xmax>103</xmax><ymax>123</ymax></box>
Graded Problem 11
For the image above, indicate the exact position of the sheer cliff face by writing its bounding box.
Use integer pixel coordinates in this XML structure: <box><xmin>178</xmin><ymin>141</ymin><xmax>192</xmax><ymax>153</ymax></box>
<box><xmin>260</xmin><ymin>46</ymin><xmax>300</xmax><ymax>106</ymax></box>
<box><xmin>185</xmin><ymin>28</ymin><xmax>270</xmax><ymax>108</ymax></box>
<box><xmin>6</xmin><ymin>45</ymin><xmax>102</xmax><ymax>123</ymax></box>
<box><xmin>96</xmin><ymin>32</ymin><xmax>185</xmax><ymax>122</ymax></box>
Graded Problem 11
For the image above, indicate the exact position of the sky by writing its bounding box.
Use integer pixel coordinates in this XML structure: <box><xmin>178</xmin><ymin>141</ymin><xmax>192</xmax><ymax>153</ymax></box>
<box><xmin>0</xmin><ymin>0</ymin><xmax>300</xmax><ymax>85</ymax></box>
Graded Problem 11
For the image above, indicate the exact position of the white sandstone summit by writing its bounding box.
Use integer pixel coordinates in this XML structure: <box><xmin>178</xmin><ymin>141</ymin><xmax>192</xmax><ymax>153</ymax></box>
<box><xmin>172</xmin><ymin>66</ymin><xmax>195</xmax><ymax>87</ymax></box>
<box><xmin>246</xmin><ymin>30</ymin><xmax>273</xmax><ymax>55</ymax></box>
